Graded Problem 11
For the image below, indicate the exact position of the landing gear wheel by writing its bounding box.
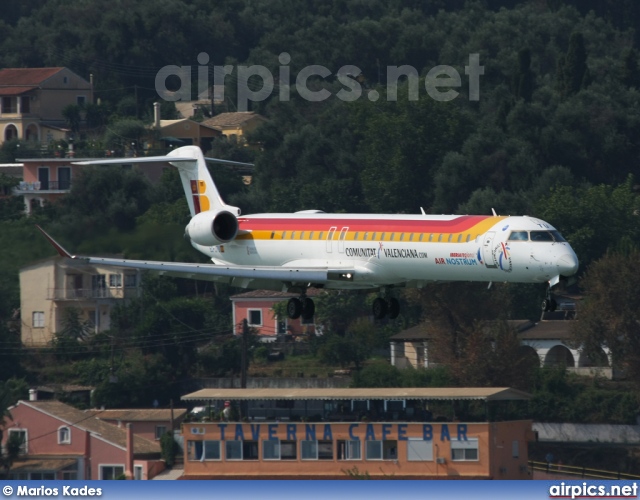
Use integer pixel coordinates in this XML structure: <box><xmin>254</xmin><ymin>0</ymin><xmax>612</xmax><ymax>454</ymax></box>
<box><xmin>301</xmin><ymin>297</ymin><xmax>315</xmax><ymax>321</ymax></box>
<box><xmin>287</xmin><ymin>297</ymin><xmax>302</xmax><ymax>319</ymax></box>
<box><xmin>387</xmin><ymin>298</ymin><xmax>400</xmax><ymax>319</ymax></box>
<box><xmin>372</xmin><ymin>297</ymin><xmax>388</xmax><ymax>320</ymax></box>
<box><xmin>541</xmin><ymin>299</ymin><xmax>550</xmax><ymax>312</ymax></box>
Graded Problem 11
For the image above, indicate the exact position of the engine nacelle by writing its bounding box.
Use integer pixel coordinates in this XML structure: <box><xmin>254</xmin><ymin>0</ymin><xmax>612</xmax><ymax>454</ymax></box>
<box><xmin>186</xmin><ymin>210</ymin><xmax>239</xmax><ymax>246</ymax></box>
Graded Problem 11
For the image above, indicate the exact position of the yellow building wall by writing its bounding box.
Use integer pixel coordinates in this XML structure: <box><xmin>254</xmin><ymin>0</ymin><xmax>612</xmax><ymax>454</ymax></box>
<box><xmin>20</xmin><ymin>260</ymin><xmax>56</xmax><ymax>346</ymax></box>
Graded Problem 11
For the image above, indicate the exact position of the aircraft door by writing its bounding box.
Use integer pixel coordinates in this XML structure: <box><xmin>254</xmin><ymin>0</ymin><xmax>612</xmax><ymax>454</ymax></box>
<box><xmin>338</xmin><ymin>227</ymin><xmax>349</xmax><ymax>253</ymax></box>
<box><xmin>326</xmin><ymin>226</ymin><xmax>337</xmax><ymax>252</ymax></box>
<box><xmin>482</xmin><ymin>231</ymin><xmax>498</xmax><ymax>268</ymax></box>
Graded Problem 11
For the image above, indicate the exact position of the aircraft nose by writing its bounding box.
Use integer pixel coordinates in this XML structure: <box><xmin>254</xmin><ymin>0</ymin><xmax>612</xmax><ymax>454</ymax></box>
<box><xmin>557</xmin><ymin>253</ymin><xmax>579</xmax><ymax>276</ymax></box>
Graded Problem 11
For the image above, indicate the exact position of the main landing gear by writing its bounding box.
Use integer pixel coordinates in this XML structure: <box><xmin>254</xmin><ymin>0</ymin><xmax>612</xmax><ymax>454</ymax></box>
<box><xmin>372</xmin><ymin>297</ymin><xmax>400</xmax><ymax>320</ymax></box>
<box><xmin>287</xmin><ymin>295</ymin><xmax>315</xmax><ymax>321</ymax></box>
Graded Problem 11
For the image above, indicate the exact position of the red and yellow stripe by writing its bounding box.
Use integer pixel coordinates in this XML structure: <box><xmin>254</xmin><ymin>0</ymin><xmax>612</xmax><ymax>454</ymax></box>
<box><xmin>236</xmin><ymin>215</ymin><xmax>505</xmax><ymax>243</ymax></box>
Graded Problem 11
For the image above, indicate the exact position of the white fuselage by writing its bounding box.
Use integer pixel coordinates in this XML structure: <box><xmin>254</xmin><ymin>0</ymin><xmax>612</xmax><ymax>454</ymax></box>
<box><xmin>192</xmin><ymin>213</ymin><xmax>579</xmax><ymax>289</ymax></box>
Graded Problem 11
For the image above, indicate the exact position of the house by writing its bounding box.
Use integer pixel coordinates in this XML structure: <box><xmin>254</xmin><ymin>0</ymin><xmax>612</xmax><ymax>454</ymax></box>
<box><xmin>202</xmin><ymin>112</ymin><xmax>268</xmax><ymax>144</ymax></box>
<box><xmin>230</xmin><ymin>289</ymin><xmax>319</xmax><ymax>341</ymax></box>
<box><xmin>390</xmin><ymin>300</ymin><xmax>612</xmax><ymax>378</ymax></box>
<box><xmin>85</xmin><ymin>408</ymin><xmax>188</xmax><ymax>443</ymax></box>
<box><xmin>19</xmin><ymin>256</ymin><xmax>142</xmax><ymax>347</ymax></box>
<box><xmin>14</xmin><ymin>154</ymin><xmax>174</xmax><ymax>215</ymax></box>
<box><xmin>145</xmin><ymin>101</ymin><xmax>222</xmax><ymax>153</ymax></box>
<box><xmin>180</xmin><ymin>387</ymin><xmax>534</xmax><ymax>479</ymax></box>
<box><xmin>0</xmin><ymin>67</ymin><xmax>93</xmax><ymax>145</ymax></box>
<box><xmin>2</xmin><ymin>400</ymin><xmax>164</xmax><ymax>480</ymax></box>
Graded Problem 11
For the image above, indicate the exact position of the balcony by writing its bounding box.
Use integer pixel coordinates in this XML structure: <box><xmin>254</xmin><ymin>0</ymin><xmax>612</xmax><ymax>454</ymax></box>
<box><xmin>14</xmin><ymin>180</ymin><xmax>71</xmax><ymax>194</ymax></box>
<box><xmin>47</xmin><ymin>288</ymin><xmax>130</xmax><ymax>301</ymax></box>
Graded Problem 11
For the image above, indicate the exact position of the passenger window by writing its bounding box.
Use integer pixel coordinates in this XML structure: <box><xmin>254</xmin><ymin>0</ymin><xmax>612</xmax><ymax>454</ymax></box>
<box><xmin>457</xmin><ymin>234</ymin><xmax>462</xmax><ymax>242</ymax></box>
<box><xmin>309</xmin><ymin>231</ymin><xmax>314</xmax><ymax>239</ymax></box>
<box><xmin>530</xmin><ymin>231</ymin><xmax>554</xmax><ymax>242</ymax></box>
<box><xmin>438</xmin><ymin>234</ymin><xmax>442</xmax><ymax>242</ymax></box>
<box><xmin>372</xmin><ymin>232</ymin><xmax>377</xmax><ymax>240</ymax></box>
<box><xmin>409</xmin><ymin>234</ymin><xmax>414</xmax><ymax>241</ymax></box>
<box><xmin>354</xmin><ymin>232</ymin><xmax>359</xmax><ymax>240</ymax></box>
<box><xmin>282</xmin><ymin>231</ymin><xmax>287</xmax><ymax>239</ymax></box>
<box><xmin>300</xmin><ymin>231</ymin><xmax>304</xmax><ymax>239</ymax></box>
<box><xmin>466</xmin><ymin>234</ymin><xmax>470</xmax><ymax>242</ymax></box>
<box><xmin>291</xmin><ymin>231</ymin><xmax>295</xmax><ymax>239</ymax></box>
<box><xmin>508</xmin><ymin>231</ymin><xmax>529</xmax><ymax>241</ymax></box>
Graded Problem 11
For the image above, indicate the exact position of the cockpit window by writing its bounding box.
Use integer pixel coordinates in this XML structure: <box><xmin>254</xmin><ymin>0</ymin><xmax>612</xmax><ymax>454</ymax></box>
<box><xmin>550</xmin><ymin>230</ymin><xmax>567</xmax><ymax>242</ymax></box>
<box><xmin>530</xmin><ymin>231</ymin><xmax>554</xmax><ymax>242</ymax></box>
<box><xmin>508</xmin><ymin>231</ymin><xmax>529</xmax><ymax>241</ymax></box>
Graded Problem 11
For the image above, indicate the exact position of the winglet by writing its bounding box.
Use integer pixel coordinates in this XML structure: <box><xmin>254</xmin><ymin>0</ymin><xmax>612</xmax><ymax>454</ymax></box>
<box><xmin>35</xmin><ymin>225</ymin><xmax>74</xmax><ymax>258</ymax></box>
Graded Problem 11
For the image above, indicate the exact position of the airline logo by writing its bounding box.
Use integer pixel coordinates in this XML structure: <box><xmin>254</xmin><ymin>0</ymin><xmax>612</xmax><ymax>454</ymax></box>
<box><xmin>494</xmin><ymin>242</ymin><xmax>512</xmax><ymax>272</ymax></box>
<box><xmin>344</xmin><ymin>245</ymin><xmax>428</xmax><ymax>259</ymax></box>
<box><xmin>190</xmin><ymin>179</ymin><xmax>210</xmax><ymax>214</ymax></box>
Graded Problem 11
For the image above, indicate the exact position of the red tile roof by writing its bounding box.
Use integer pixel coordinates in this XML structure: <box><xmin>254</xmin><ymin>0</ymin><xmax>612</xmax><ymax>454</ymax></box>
<box><xmin>0</xmin><ymin>67</ymin><xmax>64</xmax><ymax>86</ymax></box>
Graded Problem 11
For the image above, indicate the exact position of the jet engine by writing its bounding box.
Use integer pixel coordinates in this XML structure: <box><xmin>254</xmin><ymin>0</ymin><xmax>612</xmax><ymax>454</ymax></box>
<box><xmin>185</xmin><ymin>210</ymin><xmax>239</xmax><ymax>246</ymax></box>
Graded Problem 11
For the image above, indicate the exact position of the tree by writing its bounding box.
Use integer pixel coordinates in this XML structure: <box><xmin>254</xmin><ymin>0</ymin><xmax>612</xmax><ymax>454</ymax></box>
<box><xmin>512</xmin><ymin>48</ymin><xmax>535</xmax><ymax>102</ymax></box>
<box><xmin>62</xmin><ymin>104</ymin><xmax>82</xmax><ymax>134</ymax></box>
<box><xmin>55</xmin><ymin>307</ymin><xmax>91</xmax><ymax>360</ymax></box>
<box><xmin>621</xmin><ymin>48</ymin><xmax>640</xmax><ymax>89</ymax></box>
<box><xmin>573</xmin><ymin>250</ymin><xmax>640</xmax><ymax>387</ymax></box>
<box><xmin>557</xmin><ymin>32</ymin><xmax>590</xmax><ymax>97</ymax></box>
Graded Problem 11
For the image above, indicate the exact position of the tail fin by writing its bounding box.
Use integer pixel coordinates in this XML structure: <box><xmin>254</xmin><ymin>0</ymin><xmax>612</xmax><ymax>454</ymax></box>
<box><xmin>73</xmin><ymin>146</ymin><xmax>252</xmax><ymax>218</ymax></box>
<box><xmin>168</xmin><ymin>146</ymin><xmax>240</xmax><ymax>217</ymax></box>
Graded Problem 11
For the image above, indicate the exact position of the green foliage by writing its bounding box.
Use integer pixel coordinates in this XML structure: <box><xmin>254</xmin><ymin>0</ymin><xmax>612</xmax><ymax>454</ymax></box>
<box><xmin>574</xmin><ymin>250</ymin><xmax>640</xmax><ymax>387</ymax></box>
<box><xmin>55</xmin><ymin>307</ymin><xmax>91</xmax><ymax>361</ymax></box>
<box><xmin>536</xmin><ymin>176</ymin><xmax>640</xmax><ymax>268</ymax></box>
<box><xmin>104</xmin><ymin>119</ymin><xmax>147</xmax><ymax>150</ymax></box>
<box><xmin>160</xmin><ymin>431</ymin><xmax>177</xmax><ymax>467</ymax></box>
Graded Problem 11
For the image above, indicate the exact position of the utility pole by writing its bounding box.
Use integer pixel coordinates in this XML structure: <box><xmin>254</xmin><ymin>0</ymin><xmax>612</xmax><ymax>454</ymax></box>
<box><xmin>240</xmin><ymin>319</ymin><xmax>249</xmax><ymax>419</ymax></box>
<box><xmin>241</xmin><ymin>319</ymin><xmax>248</xmax><ymax>389</ymax></box>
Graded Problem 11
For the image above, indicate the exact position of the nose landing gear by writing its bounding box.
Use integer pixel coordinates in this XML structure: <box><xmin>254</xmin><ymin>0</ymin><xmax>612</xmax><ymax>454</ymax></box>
<box><xmin>541</xmin><ymin>284</ymin><xmax>557</xmax><ymax>313</ymax></box>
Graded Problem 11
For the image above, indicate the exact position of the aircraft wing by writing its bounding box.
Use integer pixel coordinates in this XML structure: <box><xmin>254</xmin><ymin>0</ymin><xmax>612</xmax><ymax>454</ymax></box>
<box><xmin>36</xmin><ymin>225</ymin><xmax>357</xmax><ymax>289</ymax></box>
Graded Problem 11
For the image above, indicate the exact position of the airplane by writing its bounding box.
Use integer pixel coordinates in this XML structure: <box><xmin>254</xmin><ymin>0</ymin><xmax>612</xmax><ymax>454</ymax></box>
<box><xmin>37</xmin><ymin>145</ymin><xmax>579</xmax><ymax>321</ymax></box>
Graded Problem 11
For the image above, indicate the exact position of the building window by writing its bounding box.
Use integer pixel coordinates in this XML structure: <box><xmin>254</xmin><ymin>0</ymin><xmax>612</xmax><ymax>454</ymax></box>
<box><xmin>407</xmin><ymin>438</ymin><xmax>433</xmax><ymax>461</ymax></box>
<box><xmin>225</xmin><ymin>440</ymin><xmax>258</xmax><ymax>460</ymax></box>
<box><xmin>188</xmin><ymin>440</ymin><xmax>221</xmax><ymax>461</ymax></box>
<box><xmin>76</xmin><ymin>96</ymin><xmax>86</xmax><ymax>106</ymax></box>
<box><xmin>301</xmin><ymin>440</ymin><xmax>333</xmax><ymax>460</ymax></box>
<box><xmin>100</xmin><ymin>465</ymin><xmax>125</xmax><ymax>480</ymax></box>
<box><xmin>365</xmin><ymin>440</ymin><xmax>398</xmax><ymax>460</ymax></box>
<box><xmin>108</xmin><ymin>274</ymin><xmax>122</xmax><ymax>288</ymax></box>
<box><xmin>58</xmin><ymin>426</ymin><xmax>71</xmax><ymax>444</ymax></box>
<box><xmin>61</xmin><ymin>471</ymin><xmax>77</xmax><ymax>480</ymax></box>
<box><xmin>247</xmin><ymin>309</ymin><xmax>262</xmax><ymax>326</ymax></box>
<box><xmin>2</xmin><ymin>97</ymin><xmax>17</xmax><ymax>113</ymax></box>
<box><xmin>337</xmin><ymin>440</ymin><xmax>361</xmax><ymax>460</ymax></box>
<box><xmin>30</xmin><ymin>472</ymin><xmax>55</xmax><ymax>480</ymax></box>
<box><xmin>124</xmin><ymin>274</ymin><xmax>137</xmax><ymax>288</ymax></box>
<box><xmin>263</xmin><ymin>440</ymin><xmax>296</xmax><ymax>460</ymax></box>
<box><xmin>512</xmin><ymin>440</ymin><xmax>519</xmax><ymax>458</ymax></box>
<box><xmin>451</xmin><ymin>438</ymin><xmax>479</xmax><ymax>461</ymax></box>
<box><xmin>8</xmin><ymin>429</ymin><xmax>27</xmax><ymax>454</ymax></box>
<box><xmin>134</xmin><ymin>465</ymin><xmax>143</xmax><ymax>480</ymax></box>
<box><xmin>32</xmin><ymin>311</ymin><xmax>45</xmax><ymax>328</ymax></box>
<box><xmin>155</xmin><ymin>426</ymin><xmax>167</xmax><ymax>440</ymax></box>
<box><xmin>21</xmin><ymin>96</ymin><xmax>30</xmax><ymax>113</ymax></box>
